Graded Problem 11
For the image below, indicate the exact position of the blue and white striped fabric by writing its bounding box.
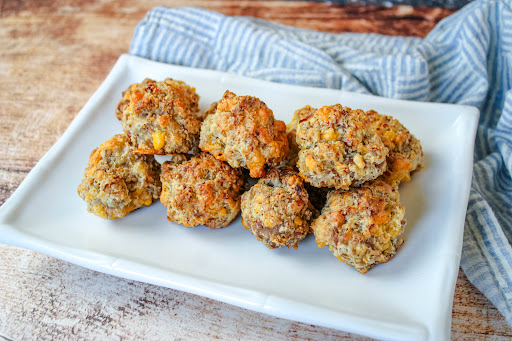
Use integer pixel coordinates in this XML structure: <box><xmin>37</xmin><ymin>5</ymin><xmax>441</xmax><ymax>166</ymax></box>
<box><xmin>130</xmin><ymin>0</ymin><xmax>512</xmax><ymax>325</ymax></box>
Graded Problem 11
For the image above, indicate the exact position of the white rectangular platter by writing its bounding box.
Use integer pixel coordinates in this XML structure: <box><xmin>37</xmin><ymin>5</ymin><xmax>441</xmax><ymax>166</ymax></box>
<box><xmin>0</xmin><ymin>54</ymin><xmax>479</xmax><ymax>340</ymax></box>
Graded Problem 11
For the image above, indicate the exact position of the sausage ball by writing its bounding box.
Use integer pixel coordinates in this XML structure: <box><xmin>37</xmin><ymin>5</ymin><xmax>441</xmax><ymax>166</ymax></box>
<box><xmin>366</xmin><ymin>110</ymin><xmax>424</xmax><ymax>186</ymax></box>
<box><xmin>77</xmin><ymin>134</ymin><xmax>162</xmax><ymax>219</ymax></box>
<box><xmin>120</xmin><ymin>78</ymin><xmax>203</xmax><ymax>155</ymax></box>
<box><xmin>296</xmin><ymin>104</ymin><xmax>389</xmax><ymax>190</ymax></box>
<box><xmin>199</xmin><ymin>91</ymin><xmax>289</xmax><ymax>178</ymax></box>
<box><xmin>241</xmin><ymin>167</ymin><xmax>312</xmax><ymax>249</ymax></box>
<box><xmin>311</xmin><ymin>180</ymin><xmax>406</xmax><ymax>273</ymax></box>
<box><xmin>160</xmin><ymin>152</ymin><xmax>244</xmax><ymax>229</ymax></box>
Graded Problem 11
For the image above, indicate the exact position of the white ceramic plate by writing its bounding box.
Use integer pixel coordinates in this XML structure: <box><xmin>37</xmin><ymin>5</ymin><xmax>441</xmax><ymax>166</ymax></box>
<box><xmin>0</xmin><ymin>54</ymin><xmax>479</xmax><ymax>341</ymax></box>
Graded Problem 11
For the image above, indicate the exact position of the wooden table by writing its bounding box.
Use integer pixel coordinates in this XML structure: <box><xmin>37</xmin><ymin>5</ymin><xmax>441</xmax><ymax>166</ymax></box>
<box><xmin>1</xmin><ymin>1</ymin><xmax>511</xmax><ymax>340</ymax></box>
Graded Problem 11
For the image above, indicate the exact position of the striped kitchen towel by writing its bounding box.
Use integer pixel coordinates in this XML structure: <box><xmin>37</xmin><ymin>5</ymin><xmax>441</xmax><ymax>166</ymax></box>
<box><xmin>130</xmin><ymin>0</ymin><xmax>512</xmax><ymax>325</ymax></box>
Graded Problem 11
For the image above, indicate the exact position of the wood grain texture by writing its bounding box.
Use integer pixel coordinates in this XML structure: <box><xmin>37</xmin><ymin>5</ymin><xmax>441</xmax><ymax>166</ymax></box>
<box><xmin>0</xmin><ymin>0</ymin><xmax>510</xmax><ymax>340</ymax></box>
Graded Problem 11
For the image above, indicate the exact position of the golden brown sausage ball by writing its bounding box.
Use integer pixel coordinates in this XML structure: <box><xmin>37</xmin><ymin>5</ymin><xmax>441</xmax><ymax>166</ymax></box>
<box><xmin>77</xmin><ymin>134</ymin><xmax>162</xmax><ymax>219</ymax></box>
<box><xmin>296</xmin><ymin>104</ymin><xmax>389</xmax><ymax>190</ymax></box>
<box><xmin>120</xmin><ymin>78</ymin><xmax>202</xmax><ymax>155</ymax></box>
<box><xmin>199</xmin><ymin>91</ymin><xmax>289</xmax><ymax>178</ymax></box>
<box><xmin>241</xmin><ymin>167</ymin><xmax>312</xmax><ymax>249</ymax></box>
<box><xmin>160</xmin><ymin>152</ymin><xmax>244</xmax><ymax>229</ymax></box>
<box><xmin>311</xmin><ymin>180</ymin><xmax>405</xmax><ymax>273</ymax></box>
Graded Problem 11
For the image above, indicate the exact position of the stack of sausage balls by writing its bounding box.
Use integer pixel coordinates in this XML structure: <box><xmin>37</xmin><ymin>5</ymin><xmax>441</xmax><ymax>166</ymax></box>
<box><xmin>78</xmin><ymin>77</ymin><xmax>423</xmax><ymax>274</ymax></box>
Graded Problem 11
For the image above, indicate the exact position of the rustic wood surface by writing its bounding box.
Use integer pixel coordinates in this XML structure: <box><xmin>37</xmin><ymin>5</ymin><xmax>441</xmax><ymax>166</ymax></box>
<box><xmin>1</xmin><ymin>0</ymin><xmax>510</xmax><ymax>340</ymax></box>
